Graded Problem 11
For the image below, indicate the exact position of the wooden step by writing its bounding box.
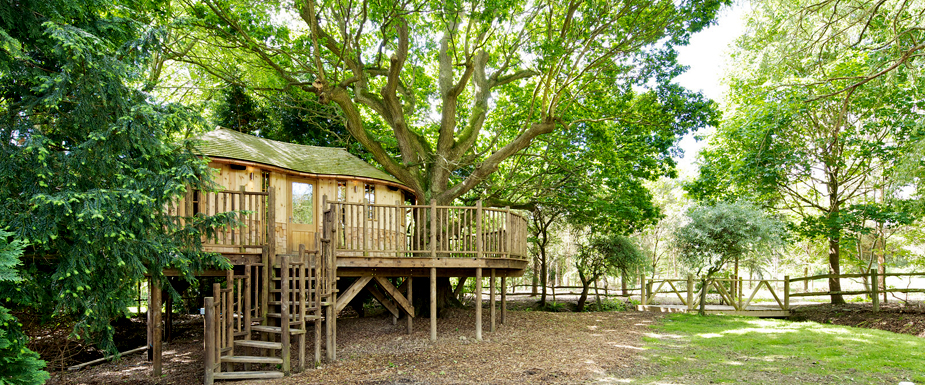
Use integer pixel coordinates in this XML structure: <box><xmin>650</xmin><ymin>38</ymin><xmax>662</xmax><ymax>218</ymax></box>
<box><xmin>251</xmin><ymin>325</ymin><xmax>306</xmax><ymax>335</ymax></box>
<box><xmin>233</xmin><ymin>340</ymin><xmax>282</xmax><ymax>350</ymax></box>
<box><xmin>266</xmin><ymin>313</ymin><xmax>321</xmax><ymax>320</ymax></box>
<box><xmin>220</xmin><ymin>355</ymin><xmax>283</xmax><ymax>365</ymax></box>
<box><xmin>213</xmin><ymin>371</ymin><xmax>284</xmax><ymax>380</ymax></box>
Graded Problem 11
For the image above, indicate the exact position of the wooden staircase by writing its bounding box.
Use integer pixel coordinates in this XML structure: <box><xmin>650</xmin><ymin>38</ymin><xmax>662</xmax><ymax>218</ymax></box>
<box><xmin>204</xmin><ymin>243</ymin><xmax>335</xmax><ymax>384</ymax></box>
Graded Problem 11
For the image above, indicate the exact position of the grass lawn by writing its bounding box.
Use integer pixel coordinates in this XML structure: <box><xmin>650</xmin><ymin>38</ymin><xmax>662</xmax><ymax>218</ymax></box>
<box><xmin>631</xmin><ymin>314</ymin><xmax>925</xmax><ymax>384</ymax></box>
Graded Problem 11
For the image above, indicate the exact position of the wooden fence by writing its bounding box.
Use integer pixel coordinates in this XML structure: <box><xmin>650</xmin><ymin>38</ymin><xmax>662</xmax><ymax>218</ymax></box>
<box><xmin>639</xmin><ymin>270</ymin><xmax>925</xmax><ymax>312</ymax></box>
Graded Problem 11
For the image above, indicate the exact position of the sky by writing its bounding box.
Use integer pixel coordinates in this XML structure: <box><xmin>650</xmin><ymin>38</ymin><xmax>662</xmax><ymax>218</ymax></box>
<box><xmin>671</xmin><ymin>4</ymin><xmax>748</xmax><ymax>178</ymax></box>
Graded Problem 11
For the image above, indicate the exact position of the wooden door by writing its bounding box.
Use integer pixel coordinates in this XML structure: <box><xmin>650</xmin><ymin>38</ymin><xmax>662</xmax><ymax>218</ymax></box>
<box><xmin>288</xmin><ymin>178</ymin><xmax>317</xmax><ymax>252</ymax></box>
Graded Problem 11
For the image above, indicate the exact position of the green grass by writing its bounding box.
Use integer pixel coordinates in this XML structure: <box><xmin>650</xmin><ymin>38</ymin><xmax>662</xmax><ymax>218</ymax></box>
<box><xmin>634</xmin><ymin>314</ymin><xmax>925</xmax><ymax>384</ymax></box>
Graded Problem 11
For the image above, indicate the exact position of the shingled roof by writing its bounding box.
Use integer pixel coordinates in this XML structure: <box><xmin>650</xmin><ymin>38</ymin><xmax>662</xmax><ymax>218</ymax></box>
<box><xmin>194</xmin><ymin>128</ymin><xmax>403</xmax><ymax>185</ymax></box>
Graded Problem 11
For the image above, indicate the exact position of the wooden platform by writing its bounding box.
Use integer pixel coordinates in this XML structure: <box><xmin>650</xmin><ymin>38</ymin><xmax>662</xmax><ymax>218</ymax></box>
<box><xmin>638</xmin><ymin>304</ymin><xmax>791</xmax><ymax>317</ymax></box>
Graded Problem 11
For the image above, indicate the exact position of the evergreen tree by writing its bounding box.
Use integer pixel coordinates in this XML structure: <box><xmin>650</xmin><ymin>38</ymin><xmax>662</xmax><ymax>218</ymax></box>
<box><xmin>0</xmin><ymin>0</ymin><xmax>231</xmax><ymax>351</ymax></box>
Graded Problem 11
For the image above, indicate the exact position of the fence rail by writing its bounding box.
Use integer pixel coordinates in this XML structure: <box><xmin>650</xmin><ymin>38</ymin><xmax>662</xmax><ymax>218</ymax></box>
<box><xmin>639</xmin><ymin>270</ymin><xmax>925</xmax><ymax>312</ymax></box>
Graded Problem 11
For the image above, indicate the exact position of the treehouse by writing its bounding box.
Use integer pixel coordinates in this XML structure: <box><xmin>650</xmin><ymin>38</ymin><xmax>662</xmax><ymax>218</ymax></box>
<box><xmin>148</xmin><ymin>128</ymin><xmax>529</xmax><ymax>384</ymax></box>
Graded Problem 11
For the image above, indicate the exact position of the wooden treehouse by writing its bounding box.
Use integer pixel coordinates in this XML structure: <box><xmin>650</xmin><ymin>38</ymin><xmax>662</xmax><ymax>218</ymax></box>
<box><xmin>147</xmin><ymin>129</ymin><xmax>529</xmax><ymax>383</ymax></box>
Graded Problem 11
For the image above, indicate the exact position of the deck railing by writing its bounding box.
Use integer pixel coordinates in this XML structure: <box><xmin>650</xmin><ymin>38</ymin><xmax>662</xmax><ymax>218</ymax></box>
<box><xmin>194</xmin><ymin>189</ymin><xmax>269</xmax><ymax>248</ymax></box>
<box><xmin>327</xmin><ymin>200</ymin><xmax>529</xmax><ymax>259</ymax></box>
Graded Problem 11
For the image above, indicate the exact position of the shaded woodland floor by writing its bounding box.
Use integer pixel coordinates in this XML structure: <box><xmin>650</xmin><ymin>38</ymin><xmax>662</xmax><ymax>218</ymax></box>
<box><xmin>41</xmin><ymin>298</ymin><xmax>925</xmax><ymax>384</ymax></box>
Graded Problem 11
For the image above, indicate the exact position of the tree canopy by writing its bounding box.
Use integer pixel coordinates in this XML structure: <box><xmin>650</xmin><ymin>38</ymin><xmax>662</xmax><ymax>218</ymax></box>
<box><xmin>163</xmin><ymin>0</ymin><xmax>728</xmax><ymax>204</ymax></box>
<box><xmin>687</xmin><ymin>0</ymin><xmax>925</xmax><ymax>303</ymax></box>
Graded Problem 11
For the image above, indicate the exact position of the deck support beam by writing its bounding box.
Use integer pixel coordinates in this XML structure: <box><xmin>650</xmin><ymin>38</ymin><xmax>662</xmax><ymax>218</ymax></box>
<box><xmin>406</xmin><ymin>276</ymin><xmax>413</xmax><ymax>334</ymax></box>
<box><xmin>475</xmin><ymin>268</ymin><xmax>482</xmax><ymax>341</ymax></box>
<box><xmin>430</xmin><ymin>267</ymin><xmax>437</xmax><ymax>341</ymax></box>
<box><xmin>500</xmin><ymin>276</ymin><xmax>506</xmax><ymax>325</ymax></box>
<box><xmin>490</xmin><ymin>269</ymin><xmax>496</xmax><ymax>333</ymax></box>
<box><xmin>147</xmin><ymin>277</ymin><xmax>162</xmax><ymax>377</ymax></box>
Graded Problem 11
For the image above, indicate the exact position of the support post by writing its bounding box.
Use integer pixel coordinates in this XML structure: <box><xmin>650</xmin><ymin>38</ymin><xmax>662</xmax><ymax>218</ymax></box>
<box><xmin>871</xmin><ymin>269</ymin><xmax>880</xmax><ymax>312</ymax></box>
<box><xmin>640</xmin><ymin>275</ymin><xmax>647</xmax><ymax>306</ymax></box>
<box><xmin>500</xmin><ymin>276</ymin><xmax>507</xmax><ymax>325</ymax></box>
<box><xmin>281</xmin><ymin>256</ymin><xmax>291</xmax><ymax>375</ymax></box>
<box><xmin>687</xmin><ymin>274</ymin><xmax>694</xmax><ymax>310</ymax></box>
<box><xmin>475</xmin><ymin>268</ymin><xmax>482</xmax><ymax>341</ymax></box>
<box><xmin>149</xmin><ymin>278</ymin><xmax>162</xmax><ymax>376</ymax></box>
<box><xmin>784</xmin><ymin>276</ymin><xmax>790</xmax><ymax>311</ymax></box>
<box><xmin>490</xmin><ymin>269</ymin><xmax>496</xmax><ymax>333</ymax></box>
<box><xmin>430</xmin><ymin>267</ymin><xmax>437</xmax><ymax>341</ymax></box>
<box><xmin>204</xmin><ymin>297</ymin><xmax>215</xmax><ymax>385</ymax></box>
<box><xmin>429</xmin><ymin>200</ymin><xmax>437</xmax><ymax>341</ymax></box>
<box><xmin>407</xmin><ymin>276</ymin><xmax>413</xmax><ymax>335</ymax></box>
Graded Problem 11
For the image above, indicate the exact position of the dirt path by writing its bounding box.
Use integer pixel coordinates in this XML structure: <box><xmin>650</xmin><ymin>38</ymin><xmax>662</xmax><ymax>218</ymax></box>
<box><xmin>49</xmin><ymin>307</ymin><xmax>661</xmax><ymax>385</ymax></box>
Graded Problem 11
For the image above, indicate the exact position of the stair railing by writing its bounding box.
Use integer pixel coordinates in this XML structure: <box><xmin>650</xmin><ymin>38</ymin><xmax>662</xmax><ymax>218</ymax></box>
<box><xmin>203</xmin><ymin>265</ymin><xmax>258</xmax><ymax>385</ymax></box>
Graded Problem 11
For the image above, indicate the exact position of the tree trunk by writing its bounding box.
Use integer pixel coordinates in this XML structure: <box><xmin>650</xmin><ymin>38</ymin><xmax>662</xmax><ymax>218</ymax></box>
<box><xmin>531</xmin><ymin>255</ymin><xmax>539</xmax><ymax>296</ymax></box>
<box><xmin>698</xmin><ymin>278</ymin><xmax>708</xmax><ymax>316</ymax></box>
<box><xmin>540</xmin><ymin>251</ymin><xmax>548</xmax><ymax>307</ymax></box>
<box><xmin>828</xmin><ymin>235</ymin><xmax>846</xmax><ymax>304</ymax></box>
<box><xmin>411</xmin><ymin>277</ymin><xmax>462</xmax><ymax>317</ymax></box>
<box><xmin>577</xmin><ymin>275</ymin><xmax>592</xmax><ymax>312</ymax></box>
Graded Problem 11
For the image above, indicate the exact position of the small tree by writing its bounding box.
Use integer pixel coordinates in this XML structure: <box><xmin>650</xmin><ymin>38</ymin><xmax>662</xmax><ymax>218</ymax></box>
<box><xmin>673</xmin><ymin>201</ymin><xmax>784</xmax><ymax>315</ymax></box>
<box><xmin>574</xmin><ymin>235</ymin><xmax>645</xmax><ymax>312</ymax></box>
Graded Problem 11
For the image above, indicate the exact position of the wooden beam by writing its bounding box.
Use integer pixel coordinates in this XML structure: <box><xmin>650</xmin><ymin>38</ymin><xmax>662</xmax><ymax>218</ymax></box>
<box><xmin>500</xmin><ymin>276</ymin><xmax>506</xmax><ymax>325</ymax></box>
<box><xmin>336</xmin><ymin>256</ymin><xmax>528</xmax><ymax>270</ymax></box>
<box><xmin>406</xmin><ymin>276</ymin><xmax>413</xmax><ymax>334</ymax></box>
<box><xmin>490</xmin><ymin>269</ymin><xmax>496</xmax><ymax>333</ymax></box>
<box><xmin>475</xmin><ymin>268</ymin><xmax>482</xmax><ymax>341</ymax></box>
<box><xmin>336</xmin><ymin>267</ymin><xmax>525</xmax><ymax>278</ymax></box>
<box><xmin>148</xmin><ymin>278</ymin><xmax>162</xmax><ymax>376</ymax></box>
<box><xmin>371</xmin><ymin>276</ymin><xmax>414</xmax><ymax>316</ymax></box>
<box><xmin>335</xmin><ymin>276</ymin><xmax>372</xmax><ymax>313</ymax></box>
<box><xmin>367</xmin><ymin>282</ymin><xmax>400</xmax><ymax>318</ymax></box>
<box><xmin>430</xmin><ymin>267</ymin><xmax>437</xmax><ymax>341</ymax></box>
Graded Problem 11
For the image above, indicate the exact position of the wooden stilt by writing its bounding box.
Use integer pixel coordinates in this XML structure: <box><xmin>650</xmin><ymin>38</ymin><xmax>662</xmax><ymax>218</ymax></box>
<box><xmin>406</xmin><ymin>276</ymin><xmax>413</xmax><ymax>335</ymax></box>
<box><xmin>430</xmin><ymin>267</ymin><xmax>437</xmax><ymax>341</ymax></box>
<box><xmin>490</xmin><ymin>269</ymin><xmax>496</xmax><ymax>333</ymax></box>
<box><xmin>500</xmin><ymin>276</ymin><xmax>507</xmax><ymax>325</ymax></box>
<box><xmin>475</xmin><ymin>268</ymin><xmax>482</xmax><ymax>341</ymax></box>
<box><xmin>149</xmin><ymin>278</ymin><xmax>162</xmax><ymax>377</ymax></box>
<box><xmin>204</xmin><ymin>296</ymin><xmax>215</xmax><ymax>385</ymax></box>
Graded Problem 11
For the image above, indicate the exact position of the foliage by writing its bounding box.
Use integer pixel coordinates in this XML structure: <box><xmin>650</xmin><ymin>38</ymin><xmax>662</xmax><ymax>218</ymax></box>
<box><xmin>0</xmin><ymin>231</ymin><xmax>49</xmax><ymax>385</ymax></box>
<box><xmin>573</xmin><ymin>235</ymin><xmax>646</xmax><ymax>312</ymax></box>
<box><xmin>673</xmin><ymin>201</ymin><xmax>784</xmax><ymax>293</ymax></box>
<box><xmin>211</xmin><ymin>85</ymin><xmax>377</xmax><ymax>161</ymax></box>
<box><xmin>0</xmin><ymin>0</ymin><xmax>231</xmax><ymax>351</ymax></box>
<box><xmin>167</xmin><ymin>0</ymin><xmax>729</xmax><ymax>204</ymax></box>
<box><xmin>543</xmin><ymin>301</ymin><xmax>568</xmax><ymax>313</ymax></box>
<box><xmin>687</xmin><ymin>0</ymin><xmax>925</xmax><ymax>303</ymax></box>
<box><xmin>586</xmin><ymin>298</ymin><xmax>629</xmax><ymax>312</ymax></box>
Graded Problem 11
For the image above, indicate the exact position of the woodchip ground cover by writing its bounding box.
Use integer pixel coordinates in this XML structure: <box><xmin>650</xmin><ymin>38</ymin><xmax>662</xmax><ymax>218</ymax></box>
<box><xmin>47</xmin><ymin>301</ymin><xmax>925</xmax><ymax>384</ymax></box>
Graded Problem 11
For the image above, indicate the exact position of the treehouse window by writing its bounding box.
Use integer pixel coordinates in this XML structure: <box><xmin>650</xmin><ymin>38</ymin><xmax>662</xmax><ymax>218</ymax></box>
<box><xmin>291</xmin><ymin>182</ymin><xmax>314</xmax><ymax>224</ymax></box>
<box><xmin>337</xmin><ymin>181</ymin><xmax>346</xmax><ymax>202</ymax></box>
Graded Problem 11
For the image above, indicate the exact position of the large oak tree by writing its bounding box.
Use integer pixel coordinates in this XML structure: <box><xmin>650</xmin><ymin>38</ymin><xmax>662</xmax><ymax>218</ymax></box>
<box><xmin>166</xmin><ymin>0</ymin><xmax>727</xmax><ymax>204</ymax></box>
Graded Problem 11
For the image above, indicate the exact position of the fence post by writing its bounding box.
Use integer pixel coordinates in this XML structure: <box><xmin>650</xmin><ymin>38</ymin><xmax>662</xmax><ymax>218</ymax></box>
<box><xmin>871</xmin><ymin>268</ymin><xmax>879</xmax><ymax>312</ymax></box>
<box><xmin>784</xmin><ymin>276</ymin><xmax>790</xmax><ymax>311</ymax></box>
<box><xmin>640</xmin><ymin>275</ymin><xmax>647</xmax><ymax>306</ymax></box>
<box><xmin>281</xmin><ymin>255</ymin><xmax>291</xmax><ymax>375</ymax></box>
<box><xmin>204</xmin><ymin>297</ymin><xmax>215</xmax><ymax>385</ymax></box>
<box><xmin>687</xmin><ymin>274</ymin><xmax>694</xmax><ymax>310</ymax></box>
